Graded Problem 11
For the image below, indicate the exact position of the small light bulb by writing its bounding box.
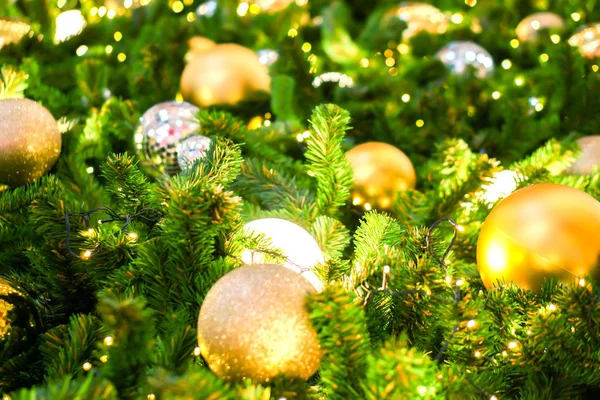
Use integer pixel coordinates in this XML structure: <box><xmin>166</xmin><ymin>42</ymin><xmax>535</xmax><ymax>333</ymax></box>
<box><xmin>104</xmin><ymin>336</ymin><xmax>114</xmax><ymax>346</ymax></box>
<box><xmin>492</xmin><ymin>91</ymin><xmax>501</xmax><ymax>100</ymax></box>
<box><xmin>82</xmin><ymin>250</ymin><xmax>92</xmax><ymax>260</ymax></box>
<box><xmin>510</xmin><ymin>39</ymin><xmax>520</xmax><ymax>48</ymax></box>
<box><xmin>508</xmin><ymin>341</ymin><xmax>518</xmax><ymax>349</ymax></box>
<box><xmin>128</xmin><ymin>232</ymin><xmax>138</xmax><ymax>240</ymax></box>
<box><xmin>501</xmin><ymin>59</ymin><xmax>512</xmax><ymax>69</ymax></box>
<box><xmin>416</xmin><ymin>119</ymin><xmax>424</xmax><ymax>127</ymax></box>
<box><xmin>579</xmin><ymin>278</ymin><xmax>586</xmax><ymax>287</ymax></box>
<box><xmin>401</xmin><ymin>94</ymin><xmax>411</xmax><ymax>103</ymax></box>
<box><xmin>467</xmin><ymin>320</ymin><xmax>476</xmax><ymax>329</ymax></box>
<box><xmin>193</xmin><ymin>346</ymin><xmax>201</xmax><ymax>356</ymax></box>
<box><xmin>474</xmin><ymin>350</ymin><xmax>482</xmax><ymax>358</ymax></box>
<box><xmin>383</xmin><ymin>265</ymin><xmax>391</xmax><ymax>274</ymax></box>
<box><xmin>364</xmin><ymin>203</ymin><xmax>372</xmax><ymax>211</ymax></box>
<box><xmin>100</xmin><ymin>355</ymin><xmax>109</xmax><ymax>363</ymax></box>
<box><xmin>83</xmin><ymin>362</ymin><xmax>92</xmax><ymax>371</ymax></box>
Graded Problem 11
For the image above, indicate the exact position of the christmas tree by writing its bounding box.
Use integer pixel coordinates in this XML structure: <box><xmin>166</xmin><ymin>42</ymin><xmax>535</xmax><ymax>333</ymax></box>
<box><xmin>1</xmin><ymin>0</ymin><xmax>600</xmax><ymax>399</ymax></box>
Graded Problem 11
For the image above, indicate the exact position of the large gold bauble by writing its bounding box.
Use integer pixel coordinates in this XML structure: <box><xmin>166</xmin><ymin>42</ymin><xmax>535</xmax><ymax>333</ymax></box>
<box><xmin>197</xmin><ymin>264</ymin><xmax>321</xmax><ymax>382</ymax></box>
<box><xmin>181</xmin><ymin>38</ymin><xmax>271</xmax><ymax>107</ymax></box>
<box><xmin>346</xmin><ymin>142</ymin><xmax>416</xmax><ymax>210</ymax></box>
<box><xmin>0</xmin><ymin>19</ymin><xmax>30</xmax><ymax>49</ymax></box>
<box><xmin>568</xmin><ymin>136</ymin><xmax>600</xmax><ymax>175</ymax></box>
<box><xmin>0</xmin><ymin>98</ymin><xmax>61</xmax><ymax>187</ymax></box>
<box><xmin>477</xmin><ymin>184</ymin><xmax>600</xmax><ymax>291</ymax></box>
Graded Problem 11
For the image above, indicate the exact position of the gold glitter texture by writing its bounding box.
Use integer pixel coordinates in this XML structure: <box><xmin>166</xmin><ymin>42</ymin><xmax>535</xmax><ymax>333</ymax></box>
<box><xmin>0</xmin><ymin>98</ymin><xmax>61</xmax><ymax>186</ymax></box>
<box><xmin>197</xmin><ymin>264</ymin><xmax>321</xmax><ymax>382</ymax></box>
<box><xmin>0</xmin><ymin>278</ymin><xmax>23</xmax><ymax>338</ymax></box>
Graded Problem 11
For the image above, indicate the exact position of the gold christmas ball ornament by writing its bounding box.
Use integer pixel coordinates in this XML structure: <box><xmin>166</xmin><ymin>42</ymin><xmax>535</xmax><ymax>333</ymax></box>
<box><xmin>516</xmin><ymin>12</ymin><xmax>565</xmax><ymax>43</ymax></box>
<box><xmin>346</xmin><ymin>142</ymin><xmax>416</xmax><ymax>210</ymax></box>
<box><xmin>569</xmin><ymin>136</ymin><xmax>600</xmax><ymax>175</ymax></box>
<box><xmin>244</xmin><ymin>0</ymin><xmax>295</xmax><ymax>13</ymax></box>
<box><xmin>242</xmin><ymin>218</ymin><xmax>325</xmax><ymax>291</ymax></box>
<box><xmin>197</xmin><ymin>264</ymin><xmax>321</xmax><ymax>382</ymax></box>
<box><xmin>0</xmin><ymin>278</ymin><xmax>27</xmax><ymax>339</ymax></box>
<box><xmin>385</xmin><ymin>2</ymin><xmax>448</xmax><ymax>40</ymax></box>
<box><xmin>0</xmin><ymin>98</ymin><xmax>61</xmax><ymax>187</ymax></box>
<box><xmin>181</xmin><ymin>38</ymin><xmax>271</xmax><ymax>107</ymax></box>
<box><xmin>477</xmin><ymin>184</ymin><xmax>600</xmax><ymax>291</ymax></box>
<box><xmin>0</xmin><ymin>18</ymin><xmax>30</xmax><ymax>49</ymax></box>
<box><xmin>569</xmin><ymin>23</ymin><xmax>600</xmax><ymax>58</ymax></box>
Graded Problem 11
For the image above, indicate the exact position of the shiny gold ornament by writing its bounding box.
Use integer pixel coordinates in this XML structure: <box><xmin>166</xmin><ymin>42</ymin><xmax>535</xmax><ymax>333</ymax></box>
<box><xmin>569</xmin><ymin>24</ymin><xmax>600</xmax><ymax>58</ymax></box>
<box><xmin>181</xmin><ymin>37</ymin><xmax>271</xmax><ymax>107</ymax></box>
<box><xmin>516</xmin><ymin>12</ymin><xmax>565</xmax><ymax>43</ymax></box>
<box><xmin>569</xmin><ymin>136</ymin><xmax>600</xmax><ymax>175</ymax></box>
<box><xmin>477</xmin><ymin>184</ymin><xmax>600</xmax><ymax>291</ymax></box>
<box><xmin>245</xmin><ymin>0</ymin><xmax>295</xmax><ymax>13</ymax></box>
<box><xmin>0</xmin><ymin>19</ymin><xmax>30</xmax><ymax>49</ymax></box>
<box><xmin>385</xmin><ymin>2</ymin><xmax>448</xmax><ymax>40</ymax></box>
<box><xmin>0</xmin><ymin>278</ymin><xmax>25</xmax><ymax>339</ymax></box>
<box><xmin>346</xmin><ymin>142</ymin><xmax>416</xmax><ymax>210</ymax></box>
<box><xmin>0</xmin><ymin>98</ymin><xmax>61</xmax><ymax>187</ymax></box>
<box><xmin>197</xmin><ymin>264</ymin><xmax>321</xmax><ymax>382</ymax></box>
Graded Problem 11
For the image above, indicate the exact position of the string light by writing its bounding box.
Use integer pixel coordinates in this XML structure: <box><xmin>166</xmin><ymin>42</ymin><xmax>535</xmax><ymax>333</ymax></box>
<box><xmin>147</xmin><ymin>395</ymin><xmax>156</xmax><ymax>400</ymax></box>
<box><xmin>397</xmin><ymin>43</ymin><xmax>410</xmax><ymax>54</ymax></box>
<box><xmin>579</xmin><ymin>278</ymin><xmax>586</xmax><ymax>287</ymax></box>
<box><xmin>172</xmin><ymin>1</ymin><xmax>184</xmax><ymax>13</ymax></box>
<box><xmin>193</xmin><ymin>346</ymin><xmax>201</xmax><ymax>356</ymax></box>
<box><xmin>465</xmin><ymin>0</ymin><xmax>477</xmax><ymax>7</ymax></box>
<box><xmin>547</xmin><ymin>303</ymin><xmax>557</xmax><ymax>312</ymax></box>
<box><xmin>82</xmin><ymin>250</ymin><xmax>93</xmax><ymax>260</ymax></box>
<box><xmin>510</xmin><ymin>39</ymin><xmax>519</xmax><ymax>48</ymax></box>
<box><xmin>360</xmin><ymin>58</ymin><xmax>369</xmax><ymax>68</ymax></box>
<box><xmin>301</xmin><ymin>42</ymin><xmax>312</xmax><ymax>52</ymax></box>
<box><xmin>571</xmin><ymin>13</ymin><xmax>581</xmax><ymax>22</ymax></box>
<box><xmin>100</xmin><ymin>355</ymin><xmax>109</xmax><ymax>363</ymax></box>
<box><xmin>82</xmin><ymin>362</ymin><xmax>92</xmax><ymax>371</ymax></box>
<box><xmin>237</xmin><ymin>2</ymin><xmax>249</xmax><ymax>16</ymax></box>
<box><xmin>105</xmin><ymin>45</ymin><xmax>113</xmax><ymax>54</ymax></box>
<box><xmin>501</xmin><ymin>59</ymin><xmax>512</xmax><ymax>69</ymax></box>
<box><xmin>352</xmin><ymin>196</ymin><xmax>362</xmax><ymax>206</ymax></box>
<box><xmin>417</xmin><ymin>386</ymin><xmax>427</xmax><ymax>395</ymax></box>
<box><xmin>107</xmin><ymin>9</ymin><xmax>117</xmax><ymax>19</ymax></box>
<box><xmin>593</xmin><ymin>65</ymin><xmax>599</xmax><ymax>72</ymax></box>
<box><xmin>117</xmin><ymin>53</ymin><xmax>127</xmax><ymax>62</ymax></box>
<box><xmin>364</xmin><ymin>203</ymin><xmax>372</xmax><ymax>211</ymax></box>
<box><xmin>474</xmin><ymin>350</ymin><xmax>482</xmax><ymax>358</ymax></box>
<box><xmin>76</xmin><ymin>45</ymin><xmax>88</xmax><ymax>56</ymax></box>
<box><xmin>99</xmin><ymin>7</ymin><xmax>107</xmax><ymax>17</ymax></box>
<box><xmin>550</xmin><ymin>34</ymin><xmax>561</xmax><ymax>44</ymax></box>
<box><xmin>416</xmin><ymin>119</ymin><xmax>424</xmax><ymax>127</ymax></box>
<box><xmin>287</xmin><ymin>28</ymin><xmax>298</xmax><ymax>37</ymax></box>
<box><xmin>128</xmin><ymin>232</ymin><xmax>138</xmax><ymax>240</ymax></box>
<box><xmin>385</xmin><ymin>58</ymin><xmax>395</xmax><ymax>67</ymax></box>
<box><xmin>507</xmin><ymin>341</ymin><xmax>518</xmax><ymax>350</ymax></box>
<box><xmin>515</xmin><ymin>77</ymin><xmax>524</xmax><ymax>86</ymax></box>
<box><xmin>114</xmin><ymin>31</ymin><xmax>123</xmax><ymax>41</ymax></box>
<box><xmin>467</xmin><ymin>320</ymin><xmax>477</xmax><ymax>329</ymax></box>
<box><xmin>492</xmin><ymin>91</ymin><xmax>501</xmax><ymax>100</ymax></box>
<box><xmin>54</xmin><ymin>10</ymin><xmax>87</xmax><ymax>43</ymax></box>
<box><xmin>451</xmin><ymin>13</ymin><xmax>464</xmax><ymax>24</ymax></box>
<box><xmin>401</xmin><ymin>94</ymin><xmax>411</xmax><ymax>103</ymax></box>
<box><xmin>540</xmin><ymin>53</ymin><xmax>549</xmax><ymax>63</ymax></box>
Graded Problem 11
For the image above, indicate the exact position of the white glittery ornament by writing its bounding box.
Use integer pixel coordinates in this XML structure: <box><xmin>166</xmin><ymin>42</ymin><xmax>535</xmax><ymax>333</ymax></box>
<box><xmin>176</xmin><ymin>135</ymin><xmax>212</xmax><ymax>170</ymax></box>
<box><xmin>516</xmin><ymin>12</ymin><xmax>565</xmax><ymax>43</ymax></box>
<box><xmin>386</xmin><ymin>2</ymin><xmax>448</xmax><ymax>40</ymax></box>
<box><xmin>436</xmin><ymin>41</ymin><xmax>494</xmax><ymax>79</ymax></box>
<box><xmin>134</xmin><ymin>101</ymin><xmax>200</xmax><ymax>176</ymax></box>
<box><xmin>569</xmin><ymin>23</ymin><xmax>600</xmax><ymax>59</ymax></box>
<box><xmin>241</xmin><ymin>218</ymin><xmax>325</xmax><ymax>292</ymax></box>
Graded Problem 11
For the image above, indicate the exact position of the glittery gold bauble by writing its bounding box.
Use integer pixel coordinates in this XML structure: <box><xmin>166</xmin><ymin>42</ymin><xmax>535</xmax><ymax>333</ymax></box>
<box><xmin>569</xmin><ymin>24</ymin><xmax>600</xmax><ymax>58</ymax></box>
<box><xmin>477</xmin><ymin>184</ymin><xmax>600</xmax><ymax>291</ymax></box>
<box><xmin>516</xmin><ymin>12</ymin><xmax>565</xmax><ymax>43</ymax></box>
<box><xmin>346</xmin><ymin>142</ymin><xmax>416</xmax><ymax>210</ymax></box>
<box><xmin>181</xmin><ymin>38</ymin><xmax>271</xmax><ymax>107</ymax></box>
<box><xmin>0</xmin><ymin>18</ymin><xmax>30</xmax><ymax>49</ymax></box>
<box><xmin>0</xmin><ymin>98</ymin><xmax>61</xmax><ymax>187</ymax></box>
<box><xmin>197</xmin><ymin>264</ymin><xmax>321</xmax><ymax>382</ymax></box>
<box><xmin>0</xmin><ymin>278</ymin><xmax>25</xmax><ymax>339</ymax></box>
<box><xmin>385</xmin><ymin>2</ymin><xmax>448</xmax><ymax>40</ymax></box>
<box><xmin>569</xmin><ymin>136</ymin><xmax>600</xmax><ymax>175</ymax></box>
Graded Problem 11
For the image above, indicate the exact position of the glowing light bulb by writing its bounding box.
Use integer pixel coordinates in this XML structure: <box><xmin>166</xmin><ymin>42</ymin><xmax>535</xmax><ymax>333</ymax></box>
<box><xmin>104</xmin><ymin>336</ymin><xmax>114</xmax><ymax>346</ymax></box>
<box><xmin>83</xmin><ymin>362</ymin><xmax>92</xmax><ymax>371</ymax></box>
<box><xmin>54</xmin><ymin>10</ymin><xmax>87</xmax><ymax>43</ymax></box>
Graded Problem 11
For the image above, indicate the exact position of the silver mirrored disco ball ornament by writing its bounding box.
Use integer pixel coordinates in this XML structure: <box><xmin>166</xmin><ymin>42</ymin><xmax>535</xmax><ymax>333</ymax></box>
<box><xmin>257</xmin><ymin>49</ymin><xmax>279</xmax><ymax>66</ymax></box>
<box><xmin>435</xmin><ymin>41</ymin><xmax>495</xmax><ymax>79</ymax></box>
<box><xmin>176</xmin><ymin>135</ymin><xmax>212</xmax><ymax>170</ymax></box>
<box><xmin>134</xmin><ymin>101</ymin><xmax>200</xmax><ymax>176</ymax></box>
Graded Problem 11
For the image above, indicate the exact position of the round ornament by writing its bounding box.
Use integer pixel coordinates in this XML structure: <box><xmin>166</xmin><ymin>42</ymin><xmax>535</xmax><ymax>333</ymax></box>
<box><xmin>176</xmin><ymin>135</ymin><xmax>212</xmax><ymax>170</ymax></box>
<box><xmin>435</xmin><ymin>41</ymin><xmax>495</xmax><ymax>79</ymax></box>
<box><xmin>197</xmin><ymin>264</ymin><xmax>321</xmax><ymax>382</ymax></box>
<box><xmin>0</xmin><ymin>98</ymin><xmax>61</xmax><ymax>187</ymax></box>
<box><xmin>568</xmin><ymin>24</ymin><xmax>600</xmax><ymax>58</ymax></box>
<box><xmin>181</xmin><ymin>37</ymin><xmax>271</xmax><ymax>107</ymax></box>
<box><xmin>134</xmin><ymin>101</ymin><xmax>200</xmax><ymax>176</ymax></box>
<box><xmin>516</xmin><ymin>12</ymin><xmax>565</xmax><ymax>43</ymax></box>
<box><xmin>0</xmin><ymin>278</ymin><xmax>34</xmax><ymax>340</ymax></box>
<box><xmin>385</xmin><ymin>2</ymin><xmax>448</xmax><ymax>40</ymax></box>
<box><xmin>244</xmin><ymin>0</ymin><xmax>294</xmax><ymax>13</ymax></box>
<box><xmin>568</xmin><ymin>136</ymin><xmax>600</xmax><ymax>175</ymax></box>
<box><xmin>54</xmin><ymin>10</ymin><xmax>86</xmax><ymax>43</ymax></box>
<box><xmin>242</xmin><ymin>218</ymin><xmax>325</xmax><ymax>291</ymax></box>
<box><xmin>477</xmin><ymin>184</ymin><xmax>600</xmax><ymax>291</ymax></box>
<box><xmin>346</xmin><ymin>142</ymin><xmax>416</xmax><ymax>210</ymax></box>
<box><xmin>0</xmin><ymin>18</ymin><xmax>30</xmax><ymax>49</ymax></box>
<box><xmin>257</xmin><ymin>48</ymin><xmax>279</xmax><ymax>66</ymax></box>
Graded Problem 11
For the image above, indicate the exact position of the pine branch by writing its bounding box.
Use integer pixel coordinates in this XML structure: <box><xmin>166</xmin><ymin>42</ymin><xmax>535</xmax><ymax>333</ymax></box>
<box><xmin>98</xmin><ymin>296</ymin><xmax>154</xmax><ymax>399</ymax></box>
<box><xmin>147</xmin><ymin>368</ymin><xmax>236</xmax><ymax>400</ymax></box>
<box><xmin>307</xmin><ymin>285</ymin><xmax>370</xmax><ymax>399</ymax></box>
<box><xmin>305</xmin><ymin>104</ymin><xmax>354</xmax><ymax>219</ymax></box>
<box><xmin>40</xmin><ymin>314</ymin><xmax>105</xmax><ymax>380</ymax></box>
<box><xmin>0</xmin><ymin>65</ymin><xmax>28</xmax><ymax>99</ymax></box>
<box><xmin>7</xmin><ymin>374</ymin><xmax>118</xmax><ymax>400</ymax></box>
<box><xmin>309</xmin><ymin>215</ymin><xmax>350</xmax><ymax>261</ymax></box>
